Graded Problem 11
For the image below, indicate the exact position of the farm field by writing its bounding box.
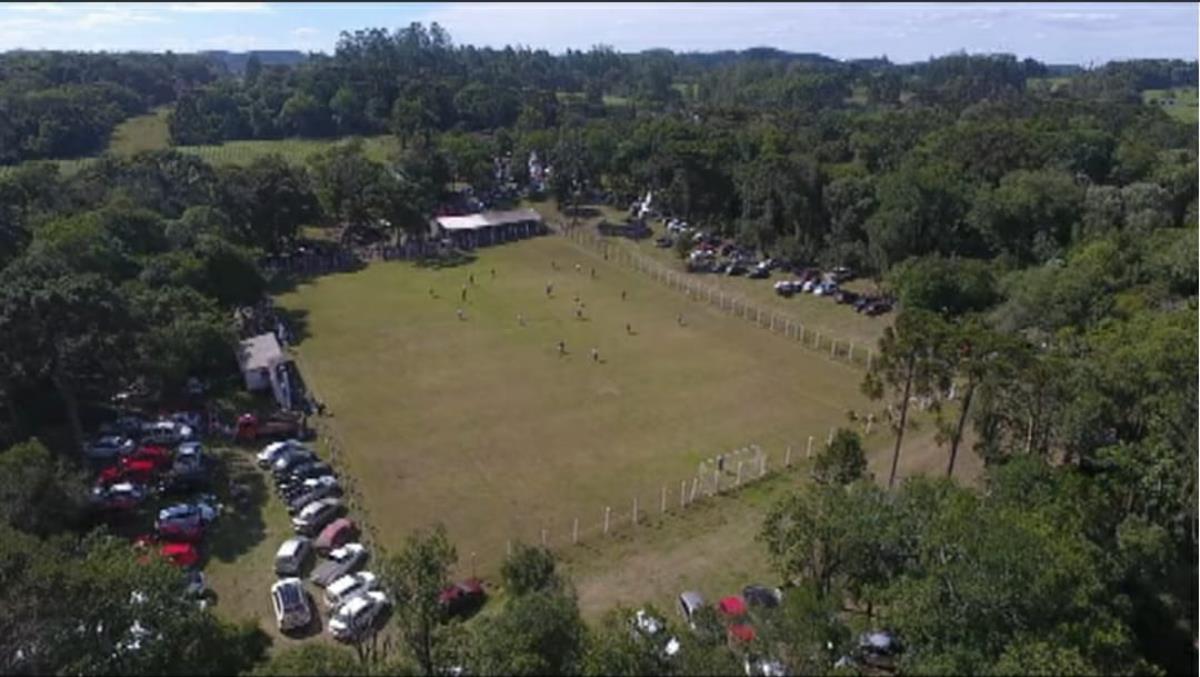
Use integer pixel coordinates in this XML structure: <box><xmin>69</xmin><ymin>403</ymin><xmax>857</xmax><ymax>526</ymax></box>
<box><xmin>274</xmin><ymin>234</ymin><xmax>880</xmax><ymax>581</ymax></box>
<box><xmin>525</xmin><ymin>199</ymin><xmax>892</xmax><ymax>349</ymax></box>
<box><xmin>1142</xmin><ymin>87</ymin><xmax>1199</xmax><ymax>124</ymax></box>
<box><xmin>110</xmin><ymin>106</ymin><xmax>173</xmax><ymax>156</ymax></box>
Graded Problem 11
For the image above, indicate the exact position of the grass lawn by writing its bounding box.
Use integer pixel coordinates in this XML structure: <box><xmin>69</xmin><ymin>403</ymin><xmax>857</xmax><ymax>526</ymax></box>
<box><xmin>1142</xmin><ymin>87</ymin><xmax>1199</xmax><ymax>124</ymax></box>
<box><xmin>176</xmin><ymin>135</ymin><xmax>400</xmax><ymax>168</ymax></box>
<box><xmin>110</xmin><ymin>107</ymin><xmax>172</xmax><ymax>156</ymax></box>
<box><xmin>275</xmin><ymin>235</ymin><xmax>880</xmax><ymax>581</ymax></box>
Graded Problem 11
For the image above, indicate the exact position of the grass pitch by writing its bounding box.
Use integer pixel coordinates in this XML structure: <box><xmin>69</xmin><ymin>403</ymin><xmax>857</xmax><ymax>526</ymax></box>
<box><xmin>275</xmin><ymin>235</ymin><xmax>877</xmax><ymax>576</ymax></box>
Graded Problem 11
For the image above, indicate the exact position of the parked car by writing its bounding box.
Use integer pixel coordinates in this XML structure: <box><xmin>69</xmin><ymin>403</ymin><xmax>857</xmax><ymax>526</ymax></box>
<box><xmin>257</xmin><ymin>440</ymin><xmax>309</xmax><ymax>468</ymax></box>
<box><xmin>834</xmin><ymin>290</ymin><xmax>860</xmax><ymax>305</ymax></box>
<box><xmin>310</xmin><ymin>542</ymin><xmax>368</xmax><ymax>587</ymax></box>
<box><xmin>275</xmin><ymin>459</ymin><xmax>332</xmax><ymax>484</ymax></box>
<box><xmin>865</xmin><ymin>299</ymin><xmax>893</xmax><ymax>317</ymax></box>
<box><xmin>813</xmin><ymin>281</ymin><xmax>838</xmax><ymax>296</ymax></box>
<box><xmin>124</xmin><ymin>446</ymin><xmax>173</xmax><ymax>473</ymax></box>
<box><xmin>157</xmin><ymin>517</ymin><xmax>205</xmax><ymax>543</ymax></box>
<box><xmin>84</xmin><ymin>436</ymin><xmax>135</xmax><ymax>461</ymax></box>
<box><xmin>292</xmin><ymin>498</ymin><xmax>342</xmax><ymax>535</ymax></box>
<box><xmin>314</xmin><ymin>518</ymin><xmax>358</xmax><ymax>554</ymax></box>
<box><xmin>89</xmin><ymin>482</ymin><xmax>146</xmax><ymax>511</ymax></box>
<box><xmin>742</xmin><ymin>585</ymin><xmax>783</xmax><ymax>609</ymax></box>
<box><xmin>853</xmin><ymin>296</ymin><xmax>873</xmax><ymax>313</ymax></box>
<box><xmin>159</xmin><ymin>542</ymin><xmax>200</xmax><ymax>569</ymax></box>
<box><xmin>99</xmin><ymin>416</ymin><xmax>146</xmax><ymax>438</ymax></box>
<box><xmin>271</xmin><ymin>450</ymin><xmax>319</xmax><ymax>478</ymax></box>
<box><xmin>747</xmin><ymin>265</ymin><xmax>770</xmax><ymax>279</ymax></box>
<box><xmin>286</xmin><ymin>481</ymin><xmax>342</xmax><ymax>516</ymax></box>
<box><xmin>439</xmin><ymin>578</ymin><xmax>486</xmax><ymax>618</ymax></box>
<box><xmin>655</xmin><ymin>236</ymin><xmax>673</xmax><ymax>248</ymax></box>
<box><xmin>800</xmin><ymin>279</ymin><xmax>817</xmax><ymax>293</ymax></box>
<box><xmin>324</xmin><ymin>571</ymin><xmax>378</xmax><ymax>609</ymax></box>
<box><xmin>271</xmin><ymin>578</ymin><xmax>313</xmax><ymax>633</ymax></box>
<box><xmin>773</xmin><ymin>280</ymin><xmax>796</xmax><ymax>297</ymax></box>
<box><xmin>275</xmin><ymin>536</ymin><xmax>312</xmax><ymax>577</ymax></box>
<box><xmin>329</xmin><ymin>591</ymin><xmax>390</xmax><ymax>642</ymax></box>
<box><xmin>717</xmin><ymin>595</ymin><xmax>748</xmax><ymax>620</ymax></box>
<box><xmin>141</xmin><ymin>421</ymin><xmax>193</xmax><ymax>445</ymax></box>
<box><xmin>280</xmin><ymin>474</ymin><xmax>339</xmax><ymax>501</ymax></box>
<box><xmin>678</xmin><ymin>591</ymin><xmax>705</xmax><ymax>629</ymax></box>
<box><xmin>157</xmin><ymin>501</ymin><xmax>217</xmax><ymax>528</ymax></box>
<box><xmin>831</xmin><ymin>266</ymin><xmax>854</xmax><ymax>283</ymax></box>
<box><xmin>97</xmin><ymin>459</ymin><xmax>156</xmax><ymax>486</ymax></box>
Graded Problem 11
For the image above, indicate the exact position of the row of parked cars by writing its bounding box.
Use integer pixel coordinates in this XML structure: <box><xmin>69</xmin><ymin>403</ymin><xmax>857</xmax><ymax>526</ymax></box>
<box><xmin>655</xmin><ymin>226</ymin><xmax>896</xmax><ymax>318</ymax></box>
<box><xmin>259</xmin><ymin>438</ymin><xmax>488</xmax><ymax>642</ymax></box>
<box><xmin>640</xmin><ymin>584</ymin><xmax>902</xmax><ymax>676</ymax></box>
<box><xmin>257</xmin><ymin>439</ymin><xmax>388</xmax><ymax>642</ymax></box>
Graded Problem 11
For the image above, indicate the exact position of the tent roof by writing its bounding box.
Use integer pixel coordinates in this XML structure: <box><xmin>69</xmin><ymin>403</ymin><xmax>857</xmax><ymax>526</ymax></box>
<box><xmin>236</xmin><ymin>333</ymin><xmax>285</xmax><ymax>372</ymax></box>
<box><xmin>718</xmin><ymin>595</ymin><xmax>748</xmax><ymax>617</ymax></box>
<box><xmin>434</xmin><ymin>208</ymin><xmax>542</xmax><ymax>231</ymax></box>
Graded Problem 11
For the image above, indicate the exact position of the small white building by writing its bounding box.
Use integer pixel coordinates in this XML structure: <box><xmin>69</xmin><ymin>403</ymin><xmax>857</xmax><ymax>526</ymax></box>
<box><xmin>236</xmin><ymin>333</ymin><xmax>293</xmax><ymax>409</ymax></box>
<box><xmin>430</xmin><ymin>208</ymin><xmax>545</xmax><ymax>249</ymax></box>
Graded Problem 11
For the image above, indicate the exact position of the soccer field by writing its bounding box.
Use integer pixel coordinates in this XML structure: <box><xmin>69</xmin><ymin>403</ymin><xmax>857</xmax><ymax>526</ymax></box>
<box><xmin>275</xmin><ymin>235</ymin><xmax>876</xmax><ymax>574</ymax></box>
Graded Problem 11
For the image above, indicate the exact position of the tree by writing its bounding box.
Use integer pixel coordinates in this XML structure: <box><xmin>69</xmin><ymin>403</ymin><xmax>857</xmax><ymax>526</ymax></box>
<box><xmin>0</xmin><ymin>525</ymin><xmax>268</xmax><ymax>675</ymax></box>
<box><xmin>861</xmin><ymin>308</ymin><xmax>952</xmax><ymax>488</ymax></box>
<box><xmin>0</xmin><ymin>438</ymin><xmax>84</xmax><ymax>536</ymax></box>
<box><xmin>467</xmin><ymin>587</ymin><xmax>588</xmax><ymax>675</ymax></box>
<box><xmin>885</xmin><ymin>255</ymin><xmax>998</xmax><ymax>317</ymax></box>
<box><xmin>500</xmin><ymin>542</ymin><xmax>561</xmax><ymax>596</ymax></box>
<box><xmin>381</xmin><ymin>524</ymin><xmax>457</xmax><ymax>675</ymax></box>
<box><xmin>219</xmin><ymin>155</ymin><xmax>321</xmax><ymax>252</ymax></box>
<box><xmin>935</xmin><ymin>318</ymin><xmax>1012</xmax><ymax>478</ymax></box>
<box><xmin>0</xmin><ymin>255</ymin><xmax>134</xmax><ymax>450</ymax></box>
<box><xmin>582</xmin><ymin>606</ymin><xmax>673</xmax><ymax>676</ymax></box>
<box><xmin>249</xmin><ymin>644</ymin><xmax>367</xmax><ymax>676</ymax></box>
<box><xmin>811</xmin><ymin>428</ymin><xmax>867</xmax><ymax>485</ymax></box>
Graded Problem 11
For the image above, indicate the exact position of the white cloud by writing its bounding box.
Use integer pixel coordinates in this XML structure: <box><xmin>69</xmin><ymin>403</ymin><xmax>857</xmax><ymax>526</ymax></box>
<box><xmin>167</xmin><ymin>2</ymin><xmax>271</xmax><ymax>13</ymax></box>
<box><xmin>1040</xmin><ymin>12</ymin><xmax>1119</xmax><ymax>22</ymax></box>
<box><xmin>292</xmin><ymin>27</ymin><xmax>318</xmax><ymax>38</ymax></box>
<box><xmin>4</xmin><ymin>2</ymin><xmax>67</xmax><ymax>13</ymax></box>
<box><xmin>76</xmin><ymin>5</ymin><xmax>167</xmax><ymax>29</ymax></box>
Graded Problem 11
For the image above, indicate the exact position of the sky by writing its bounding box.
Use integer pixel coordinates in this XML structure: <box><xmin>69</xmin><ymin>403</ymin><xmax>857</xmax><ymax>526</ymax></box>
<box><xmin>0</xmin><ymin>2</ymin><xmax>1196</xmax><ymax>65</ymax></box>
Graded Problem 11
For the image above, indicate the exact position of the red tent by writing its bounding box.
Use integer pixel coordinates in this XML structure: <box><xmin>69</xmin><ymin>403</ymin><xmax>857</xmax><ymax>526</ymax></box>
<box><xmin>718</xmin><ymin>595</ymin><xmax>748</xmax><ymax>618</ymax></box>
<box><xmin>728</xmin><ymin>623</ymin><xmax>756</xmax><ymax>643</ymax></box>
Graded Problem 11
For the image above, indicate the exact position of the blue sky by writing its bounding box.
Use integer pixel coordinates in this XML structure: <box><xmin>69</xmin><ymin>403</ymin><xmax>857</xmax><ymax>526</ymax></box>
<box><xmin>0</xmin><ymin>2</ymin><xmax>1195</xmax><ymax>64</ymax></box>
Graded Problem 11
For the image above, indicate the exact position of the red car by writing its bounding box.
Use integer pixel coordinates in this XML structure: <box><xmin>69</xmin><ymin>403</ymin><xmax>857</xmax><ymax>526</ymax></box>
<box><xmin>97</xmin><ymin>458</ymin><xmax>158</xmax><ymax>486</ymax></box>
<box><xmin>124</xmin><ymin>445</ymin><xmax>172</xmax><ymax>471</ymax></box>
<box><xmin>439</xmin><ymin>578</ymin><xmax>486</xmax><ymax>617</ymax></box>
<box><xmin>717</xmin><ymin>595</ymin><xmax>748</xmax><ymax>618</ymax></box>
<box><xmin>160</xmin><ymin>542</ymin><xmax>200</xmax><ymax>568</ymax></box>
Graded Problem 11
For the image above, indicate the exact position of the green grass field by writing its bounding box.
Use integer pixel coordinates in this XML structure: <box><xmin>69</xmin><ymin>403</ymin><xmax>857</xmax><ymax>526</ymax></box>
<box><xmin>275</xmin><ymin>235</ymin><xmax>878</xmax><ymax>580</ymax></box>
<box><xmin>110</xmin><ymin>106</ymin><xmax>173</xmax><ymax>156</ymax></box>
<box><xmin>1143</xmin><ymin>87</ymin><xmax>1199</xmax><ymax>124</ymax></box>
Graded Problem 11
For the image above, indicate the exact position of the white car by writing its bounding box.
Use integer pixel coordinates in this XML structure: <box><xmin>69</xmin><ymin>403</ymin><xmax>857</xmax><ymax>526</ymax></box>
<box><xmin>324</xmin><ymin>571</ymin><xmax>378</xmax><ymax>609</ymax></box>
<box><xmin>328</xmin><ymin>590</ymin><xmax>390</xmax><ymax>642</ymax></box>
<box><xmin>271</xmin><ymin>578</ymin><xmax>312</xmax><ymax>632</ymax></box>
<box><xmin>257</xmin><ymin>440</ymin><xmax>309</xmax><ymax>468</ymax></box>
<box><xmin>801</xmin><ymin>279</ymin><xmax>816</xmax><ymax>293</ymax></box>
<box><xmin>84</xmin><ymin>436</ymin><xmax>135</xmax><ymax>460</ymax></box>
<box><xmin>291</xmin><ymin>498</ymin><xmax>342</xmax><ymax>535</ymax></box>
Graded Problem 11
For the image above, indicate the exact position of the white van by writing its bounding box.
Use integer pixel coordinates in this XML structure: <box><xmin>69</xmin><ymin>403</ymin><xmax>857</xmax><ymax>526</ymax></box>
<box><xmin>270</xmin><ymin>578</ymin><xmax>312</xmax><ymax>632</ymax></box>
<box><xmin>275</xmin><ymin>536</ymin><xmax>312</xmax><ymax>576</ymax></box>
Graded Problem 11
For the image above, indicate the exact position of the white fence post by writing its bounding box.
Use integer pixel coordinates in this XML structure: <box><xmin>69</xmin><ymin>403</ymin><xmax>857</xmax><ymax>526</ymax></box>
<box><xmin>806</xmin><ymin>436</ymin><xmax>814</xmax><ymax>459</ymax></box>
<box><xmin>680</xmin><ymin>480</ymin><xmax>687</xmax><ymax>508</ymax></box>
<box><xmin>690</xmin><ymin>477</ymin><xmax>699</xmax><ymax>502</ymax></box>
<box><xmin>661</xmin><ymin>485</ymin><xmax>667</xmax><ymax>514</ymax></box>
<box><xmin>827</xmin><ymin>427</ymin><xmax>835</xmax><ymax>445</ymax></box>
<box><xmin>736</xmin><ymin>461</ymin><xmax>743</xmax><ymax>486</ymax></box>
<box><xmin>541</xmin><ymin>528</ymin><xmax>547</xmax><ymax>547</ymax></box>
<box><xmin>785</xmin><ymin>445</ymin><xmax>793</xmax><ymax>467</ymax></box>
<box><xmin>604</xmin><ymin>506</ymin><xmax>611</xmax><ymax>535</ymax></box>
<box><xmin>572</xmin><ymin>517</ymin><xmax>579</xmax><ymax>544</ymax></box>
<box><xmin>632</xmin><ymin>497</ymin><xmax>638</xmax><ymax>525</ymax></box>
<box><xmin>831</xmin><ymin>340</ymin><xmax>837</xmax><ymax>358</ymax></box>
<box><xmin>760</xmin><ymin>453</ymin><xmax>767</xmax><ymax>477</ymax></box>
<box><xmin>507</xmin><ymin>539</ymin><xmax>512</xmax><ymax>557</ymax></box>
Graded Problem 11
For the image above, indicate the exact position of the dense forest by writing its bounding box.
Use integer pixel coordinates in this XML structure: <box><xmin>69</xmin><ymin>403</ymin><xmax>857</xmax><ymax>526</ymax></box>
<box><xmin>0</xmin><ymin>22</ymin><xmax>1196</xmax><ymax>675</ymax></box>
